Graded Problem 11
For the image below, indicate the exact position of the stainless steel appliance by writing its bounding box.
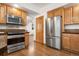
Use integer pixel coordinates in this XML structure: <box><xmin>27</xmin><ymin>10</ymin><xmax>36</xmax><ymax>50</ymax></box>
<box><xmin>7</xmin><ymin>32</ymin><xmax>25</xmax><ymax>53</ymax></box>
<box><xmin>46</xmin><ymin>16</ymin><xmax>61</xmax><ymax>49</ymax></box>
<box><xmin>6</xmin><ymin>14</ymin><xmax>22</xmax><ymax>25</ymax></box>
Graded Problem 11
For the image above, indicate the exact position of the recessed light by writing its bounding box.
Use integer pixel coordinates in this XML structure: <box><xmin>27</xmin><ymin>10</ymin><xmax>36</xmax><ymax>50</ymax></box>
<box><xmin>13</xmin><ymin>4</ymin><xmax>19</xmax><ymax>8</ymax></box>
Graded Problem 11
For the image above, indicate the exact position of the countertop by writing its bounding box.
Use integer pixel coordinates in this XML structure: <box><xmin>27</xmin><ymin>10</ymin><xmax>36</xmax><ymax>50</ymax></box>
<box><xmin>63</xmin><ymin>29</ymin><xmax>79</xmax><ymax>34</ymax></box>
<box><xmin>0</xmin><ymin>29</ymin><xmax>25</xmax><ymax>32</ymax></box>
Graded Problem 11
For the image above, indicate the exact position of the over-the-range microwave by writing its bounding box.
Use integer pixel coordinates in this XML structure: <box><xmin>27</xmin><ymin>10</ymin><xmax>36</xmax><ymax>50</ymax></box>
<box><xmin>6</xmin><ymin>15</ymin><xmax>22</xmax><ymax>25</ymax></box>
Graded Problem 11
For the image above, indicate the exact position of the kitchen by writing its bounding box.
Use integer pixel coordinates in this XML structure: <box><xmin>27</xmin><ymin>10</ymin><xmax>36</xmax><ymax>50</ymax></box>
<box><xmin>0</xmin><ymin>3</ymin><xmax>79</xmax><ymax>56</ymax></box>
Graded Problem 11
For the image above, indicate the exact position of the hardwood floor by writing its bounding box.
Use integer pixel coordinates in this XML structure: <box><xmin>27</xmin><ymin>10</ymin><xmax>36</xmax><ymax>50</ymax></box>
<box><xmin>8</xmin><ymin>41</ymin><xmax>79</xmax><ymax>56</ymax></box>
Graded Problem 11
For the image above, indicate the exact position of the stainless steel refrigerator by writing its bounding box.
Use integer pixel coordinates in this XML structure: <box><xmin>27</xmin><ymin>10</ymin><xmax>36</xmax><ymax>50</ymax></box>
<box><xmin>46</xmin><ymin>16</ymin><xmax>61</xmax><ymax>49</ymax></box>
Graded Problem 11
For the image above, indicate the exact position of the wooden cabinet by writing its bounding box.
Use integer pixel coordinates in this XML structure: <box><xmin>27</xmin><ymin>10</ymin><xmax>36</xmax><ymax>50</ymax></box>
<box><xmin>70</xmin><ymin>34</ymin><xmax>79</xmax><ymax>52</ymax></box>
<box><xmin>7</xmin><ymin>6</ymin><xmax>15</xmax><ymax>15</ymax></box>
<box><xmin>62</xmin><ymin>33</ymin><xmax>71</xmax><ymax>50</ymax></box>
<box><xmin>25</xmin><ymin>32</ymin><xmax>29</xmax><ymax>47</ymax></box>
<box><xmin>0</xmin><ymin>4</ymin><xmax>7</xmax><ymax>23</ymax></box>
<box><xmin>36</xmin><ymin>16</ymin><xmax>44</xmax><ymax>44</ymax></box>
<box><xmin>64</xmin><ymin>7</ymin><xmax>73</xmax><ymax>24</ymax></box>
<box><xmin>72</xmin><ymin>4</ymin><xmax>79</xmax><ymax>24</ymax></box>
<box><xmin>16</xmin><ymin>9</ymin><xmax>22</xmax><ymax>17</ymax></box>
<box><xmin>62</xmin><ymin>33</ymin><xmax>79</xmax><ymax>53</ymax></box>
<box><xmin>22</xmin><ymin>11</ymin><xmax>27</xmax><ymax>25</ymax></box>
<box><xmin>47</xmin><ymin>11</ymin><xmax>54</xmax><ymax>17</ymax></box>
<box><xmin>54</xmin><ymin>8</ymin><xmax>63</xmax><ymax>16</ymax></box>
<box><xmin>7</xmin><ymin>6</ymin><xmax>22</xmax><ymax>16</ymax></box>
<box><xmin>64</xmin><ymin>4</ymin><xmax>79</xmax><ymax>24</ymax></box>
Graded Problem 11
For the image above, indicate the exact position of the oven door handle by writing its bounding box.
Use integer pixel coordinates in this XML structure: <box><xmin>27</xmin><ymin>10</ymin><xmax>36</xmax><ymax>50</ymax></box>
<box><xmin>8</xmin><ymin>35</ymin><xmax>24</xmax><ymax>39</ymax></box>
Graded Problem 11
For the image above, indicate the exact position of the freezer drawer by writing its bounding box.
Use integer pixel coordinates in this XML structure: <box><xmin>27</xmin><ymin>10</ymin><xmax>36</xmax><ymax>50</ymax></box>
<box><xmin>46</xmin><ymin>37</ymin><xmax>55</xmax><ymax>48</ymax></box>
<box><xmin>46</xmin><ymin>37</ymin><xmax>61</xmax><ymax>49</ymax></box>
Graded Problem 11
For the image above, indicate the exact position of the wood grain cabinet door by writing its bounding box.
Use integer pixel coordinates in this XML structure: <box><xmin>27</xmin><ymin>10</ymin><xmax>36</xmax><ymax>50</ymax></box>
<box><xmin>62</xmin><ymin>34</ymin><xmax>71</xmax><ymax>50</ymax></box>
<box><xmin>64</xmin><ymin>7</ymin><xmax>72</xmax><ymax>24</ymax></box>
<box><xmin>7</xmin><ymin>6</ymin><xmax>15</xmax><ymax>15</ymax></box>
<box><xmin>72</xmin><ymin>4</ymin><xmax>79</xmax><ymax>24</ymax></box>
<box><xmin>0</xmin><ymin>4</ymin><xmax>7</xmax><ymax>23</ymax></box>
<box><xmin>15</xmin><ymin>9</ymin><xmax>22</xmax><ymax>17</ymax></box>
<box><xmin>25</xmin><ymin>33</ymin><xmax>29</xmax><ymax>47</ymax></box>
<box><xmin>54</xmin><ymin>9</ymin><xmax>61</xmax><ymax>16</ymax></box>
<box><xmin>7</xmin><ymin>6</ymin><xmax>22</xmax><ymax>16</ymax></box>
<box><xmin>47</xmin><ymin>11</ymin><xmax>54</xmax><ymax>17</ymax></box>
<box><xmin>22</xmin><ymin>11</ymin><xmax>27</xmax><ymax>25</ymax></box>
<box><xmin>36</xmin><ymin>16</ymin><xmax>44</xmax><ymax>44</ymax></box>
<box><xmin>70</xmin><ymin>34</ymin><xmax>79</xmax><ymax>52</ymax></box>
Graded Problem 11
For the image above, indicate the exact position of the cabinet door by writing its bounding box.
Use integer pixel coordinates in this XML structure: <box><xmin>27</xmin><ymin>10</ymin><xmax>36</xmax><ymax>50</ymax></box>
<box><xmin>7</xmin><ymin>6</ymin><xmax>22</xmax><ymax>16</ymax></box>
<box><xmin>62</xmin><ymin>34</ymin><xmax>71</xmax><ymax>50</ymax></box>
<box><xmin>39</xmin><ymin>18</ymin><xmax>44</xmax><ymax>44</ymax></box>
<box><xmin>0</xmin><ymin>4</ymin><xmax>6</xmax><ymax>23</ymax></box>
<box><xmin>64</xmin><ymin>7</ymin><xmax>72</xmax><ymax>24</ymax></box>
<box><xmin>54</xmin><ymin>8</ymin><xmax>63</xmax><ymax>16</ymax></box>
<box><xmin>36</xmin><ymin>16</ymin><xmax>44</xmax><ymax>44</ymax></box>
<box><xmin>72</xmin><ymin>4</ymin><xmax>79</xmax><ymax>24</ymax></box>
<box><xmin>15</xmin><ymin>9</ymin><xmax>22</xmax><ymax>17</ymax></box>
<box><xmin>22</xmin><ymin>11</ymin><xmax>27</xmax><ymax>25</ymax></box>
<box><xmin>36</xmin><ymin>18</ymin><xmax>41</xmax><ymax>43</ymax></box>
<box><xmin>7</xmin><ymin>6</ymin><xmax>15</xmax><ymax>15</ymax></box>
<box><xmin>71</xmin><ymin>34</ymin><xmax>79</xmax><ymax>52</ymax></box>
<box><xmin>25</xmin><ymin>33</ymin><xmax>29</xmax><ymax>47</ymax></box>
<box><xmin>47</xmin><ymin>11</ymin><xmax>54</xmax><ymax>17</ymax></box>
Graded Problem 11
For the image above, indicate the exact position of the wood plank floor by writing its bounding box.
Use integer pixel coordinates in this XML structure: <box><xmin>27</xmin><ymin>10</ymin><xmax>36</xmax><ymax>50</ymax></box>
<box><xmin>8</xmin><ymin>41</ymin><xmax>79</xmax><ymax>56</ymax></box>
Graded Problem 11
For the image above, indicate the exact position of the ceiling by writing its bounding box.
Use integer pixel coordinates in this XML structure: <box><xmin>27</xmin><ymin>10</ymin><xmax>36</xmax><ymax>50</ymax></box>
<box><xmin>8</xmin><ymin>3</ymin><xmax>68</xmax><ymax>17</ymax></box>
<box><xmin>32</xmin><ymin>3</ymin><xmax>50</xmax><ymax>8</ymax></box>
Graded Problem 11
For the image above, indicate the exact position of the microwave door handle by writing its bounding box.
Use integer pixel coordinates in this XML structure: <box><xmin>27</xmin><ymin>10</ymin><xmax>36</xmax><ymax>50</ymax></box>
<box><xmin>20</xmin><ymin>17</ymin><xmax>22</xmax><ymax>24</ymax></box>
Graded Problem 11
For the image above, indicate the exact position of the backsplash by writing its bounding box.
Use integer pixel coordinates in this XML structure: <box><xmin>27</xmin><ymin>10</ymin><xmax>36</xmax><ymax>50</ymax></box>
<box><xmin>0</xmin><ymin>25</ymin><xmax>25</xmax><ymax>30</ymax></box>
<box><xmin>65</xmin><ymin>24</ymin><xmax>79</xmax><ymax>29</ymax></box>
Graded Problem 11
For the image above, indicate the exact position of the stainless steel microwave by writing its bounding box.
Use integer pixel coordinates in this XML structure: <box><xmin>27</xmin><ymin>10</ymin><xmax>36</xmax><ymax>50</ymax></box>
<box><xmin>6</xmin><ymin>15</ymin><xmax>22</xmax><ymax>25</ymax></box>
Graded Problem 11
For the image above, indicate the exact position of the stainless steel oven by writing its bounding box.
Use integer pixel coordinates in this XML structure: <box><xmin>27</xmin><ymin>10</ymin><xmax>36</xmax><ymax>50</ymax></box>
<box><xmin>6</xmin><ymin>15</ymin><xmax>22</xmax><ymax>25</ymax></box>
<box><xmin>7</xmin><ymin>32</ymin><xmax>25</xmax><ymax>53</ymax></box>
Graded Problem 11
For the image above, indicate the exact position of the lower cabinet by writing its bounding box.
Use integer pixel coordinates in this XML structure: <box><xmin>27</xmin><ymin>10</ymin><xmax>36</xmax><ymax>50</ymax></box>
<box><xmin>70</xmin><ymin>34</ymin><xmax>79</xmax><ymax>52</ymax></box>
<box><xmin>62</xmin><ymin>33</ymin><xmax>79</xmax><ymax>53</ymax></box>
<box><xmin>62</xmin><ymin>34</ymin><xmax>71</xmax><ymax>50</ymax></box>
<box><xmin>25</xmin><ymin>32</ymin><xmax>29</xmax><ymax>48</ymax></box>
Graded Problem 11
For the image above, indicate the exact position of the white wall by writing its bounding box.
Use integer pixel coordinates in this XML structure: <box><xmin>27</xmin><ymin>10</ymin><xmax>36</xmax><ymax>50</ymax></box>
<box><xmin>26</xmin><ymin>15</ymin><xmax>36</xmax><ymax>41</ymax></box>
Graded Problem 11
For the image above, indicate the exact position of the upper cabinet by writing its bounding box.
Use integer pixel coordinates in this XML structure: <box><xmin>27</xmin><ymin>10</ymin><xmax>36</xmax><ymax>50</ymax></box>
<box><xmin>72</xmin><ymin>4</ymin><xmax>79</xmax><ymax>24</ymax></box>
<box><xmin>54</xmin><ymin>8</ymin><xmax>63</xmax><ymax>16</ymax></box>
<box><xmin>7</xmin><ymin>6</ymin><xmax>22</xmax><ymax>17</ymax></box>
<box><xmin>22</xmin><ymin>11</ymin><xmax>27</xmax><ymax>25</ymax></box>
<box><xmin>64</xmin><ymin>7</ymin><xmax>73</xmax><ymax>24</ymax></box>
<box><xmin>0</xmin><ymin>4</ymin><xmax>7</xmax><ymax>23</ymax></box>
<box><xmin>48</xmin><ymin>7</ymin><xmax>64</xmax><ymax>17</ymax></box>
<box><xmin>64</xmin><ymin>4</ymin><xmax>79</xmax><ymax>24</ymax></box>
<box><xmin>47</xmin><ymin>10</ymin><xmax>54</xmax><ymax>17</ymax></box>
